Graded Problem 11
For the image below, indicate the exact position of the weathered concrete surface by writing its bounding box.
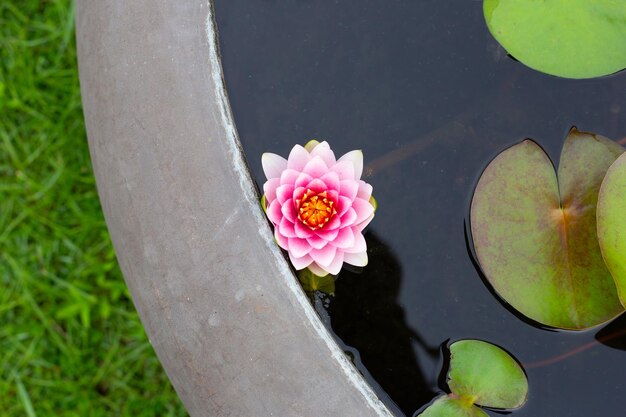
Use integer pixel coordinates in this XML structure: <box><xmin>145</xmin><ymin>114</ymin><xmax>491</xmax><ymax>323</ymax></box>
<box><xmin>76</xmin><ymin>1</ymin><xmax>394</xmax><ymax>416</ymax></box>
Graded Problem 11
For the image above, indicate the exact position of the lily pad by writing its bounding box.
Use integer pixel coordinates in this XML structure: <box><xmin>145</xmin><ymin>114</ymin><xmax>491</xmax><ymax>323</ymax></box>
<box><xmin>484</xmin><ymin>0</ymin><xmax>626</xmax><ymax>78</ymax></box>
<box><xmin>448</xmin><ymin>340</ymin><xmax>528</xmax><ymax>409</ymax></box>
<box><xmin>419</xmin><ymin>396</ymin><xmax>488</xmax><ymax>417</ymax></box>
<box><xmin>419</xmin><ymin>340</ymin><xmax>527</xmax><ymax>416</ymax></box>
<box><xmin>471</xmin><ymin>128</ymin><xmax>624</xmax><ymax>329</ymax></box>
<box><xmin>598</xmin><ymin>153</ymin><xmax>626</xmax><ymax>304</ymax></box>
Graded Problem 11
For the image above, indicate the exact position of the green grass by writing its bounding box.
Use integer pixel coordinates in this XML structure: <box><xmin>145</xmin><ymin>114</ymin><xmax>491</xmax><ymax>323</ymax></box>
<box><xmin>0</xmin><ymin>1</ymin><xmax>187</xmax><ymax>415</ymax></box>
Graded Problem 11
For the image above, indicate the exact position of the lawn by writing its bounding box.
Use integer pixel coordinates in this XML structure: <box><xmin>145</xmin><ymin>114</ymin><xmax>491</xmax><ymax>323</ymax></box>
<box><xmin>0</xmin><ymin>1</ymin><xmax>187</xmax><ymax>415</ymax></box>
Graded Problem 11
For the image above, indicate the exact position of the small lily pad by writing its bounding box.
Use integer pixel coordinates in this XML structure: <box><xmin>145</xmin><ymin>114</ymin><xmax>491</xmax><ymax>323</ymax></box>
<box><xmin>484</xmin><ymin>0</ymin><xmax>626</xmax><ymax>78</ymax></box>
<box><xmin>419</xmin><ymin>396</ymin><xmax>488</xmax><ymax>417</ymax></box>
<box><xmin>448</xmin><ymin>340</ymin><xmax>528</xmax><ymax>409</ymax></box>
<box><xmin>419</xmin><ymin>340</ymin><xmax>527</xmax><ymax>416</ymax></box>
<box><xmin>598</xmin><ymin>153</ymin><xmax>626</xmax><ymax>304</ymax></box>
<box><xmin>471</xmin><ymin>128</ymin><xmax>624</xmax><ymax>329</ymax></box>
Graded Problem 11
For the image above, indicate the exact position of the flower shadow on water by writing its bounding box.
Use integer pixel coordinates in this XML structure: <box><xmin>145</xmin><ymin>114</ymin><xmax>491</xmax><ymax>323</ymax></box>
<box><xmin>324</xmin><ymin>231</ymin><xmax>438</xmax><ymax>416</ymax></box>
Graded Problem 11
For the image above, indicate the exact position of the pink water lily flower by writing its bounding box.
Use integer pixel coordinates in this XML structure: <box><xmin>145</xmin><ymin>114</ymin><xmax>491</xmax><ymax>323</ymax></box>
<box><xmin>261</xmin><ymin>140</ymin><xmax>376</xmax><ymax>276</ymax></box>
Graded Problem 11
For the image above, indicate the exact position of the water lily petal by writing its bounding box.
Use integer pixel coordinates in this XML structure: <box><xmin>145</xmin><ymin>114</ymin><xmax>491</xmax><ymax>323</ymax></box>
<box><xmin>288</xmin><ymin>237</ymin><xmax>312</xmax><ymax>258</ymax></box>
<box><xmin>326</xmin><ymin>189</ymin><xmax>339</xmax><ymax>204</ymax></box>
<box><xmin>267</xmin><ymin>200</ymin><xmax>283</xmax><ymax>225</ymax></box>
<box><xmin>294</xmin><ymin>219</ymin><xmax>314</xmax><ymax>239</ymax></box>
<box><xmin>354</xmin><ymin>212</ymin><xmax>375</xmax><ymax>232</ymax></box>
<box><xmin>304</xmin><ymin>178</ymin><xmax>328</xmax><ymax>194</ymax></box>
<box><xmin>316</xmin><ymin>226</ymin><xmax>339</xmax><ymax>241</ymax></box>
<box><xmin>337</xmin><ymin>196</ymin><xmax>353</xmax><ymax>216</ymax></box>
<box><xmin>280</xmin><ymin>168</ymin><xmax>300</xmax><ymax>185</ymax></box>
<box><xmin>276</xmin><ymin>184</ymin><xmax>295</xmax><ymax>205</ymax></box>
<box><xmin>263</xmin><ymin>178</ymin><xmax>280</xmax><ymax>203</ymax></box>
<box><xmin>292</xmin><ymin>186</ymin><xmax>307</xmax><ymax>205</ymax></box>
<box><xmin>289</xmin><ymin>252</ymin><xmax>313</xmax><ymax>270</ymax></box>
<box><xmin>307</xmin><ymin>235</ymin><xmax>327</xmax><ymax>250</ymax></box>
<box><xmin>338</xmin><ymin>150</ymin><xmax>363</xmax><ymax>179</ymax></box>
<box><xmin>339</xmin><ymin>179</ymin><xmax>359</xmax><ymax>201</ymax></box>
<box><xmin>343</xmin><ymin>250</ymin><xmax>368</xmax><ymax>267</ymax></box>
<box><xmin>281</xmin><ymin>201</ymin><xmax>297</xmax><ymax>223</ymax></box>
<box><xmin>275</xmin><ymin>230</ymin><xmax>289</xmax><ymax>250</ymax></box>
<box><xmin>320</xmin><ymin>172</ymin><xmax>340</xmax><ymax>192</ymax></box>
<box><xmin>307</xmin><ymin>262</ymin><xmax>330</xmax><ymax>277</ymax></box>
<box><xmin>309</xmin><ymin>141</ymin><xmax>337</xmax><ymax>167</ymax></box>
<box><xmin>303</xmin><ymin>156</ymin><xmax>329</xmax><ymax>178</ymax></box>
<box><xmin>287</xmin><ymin>145</ymin><xmax>311</xmax><ymax>170</ymax></box>
<box><xmin>324</xmin><ymin>251</ymin><xmax>345</xmax><ymax>275</ymax></box>
<box><xmin>339</xmin><ymin>207</ymin><xmax>358</xmax><ymax>227</ymax></box>
<box><xmin>262</xmin><ymin>153</ymin><xmax>288</xmax><ymax>179</ymax></box>
<box><xmin>295</xmin><ymin>172</ymin><xmax>314</xmax><ymax>188</ymax></box>
<box><xmin>352</xmin><ymin>197</ymin><xmax>375</xmax><ymax>224</ymax></box>
<box><xmin>323</xmin><ymin>214</ymin><xmax>342</xmax><ymax>230</ymax></box>
<box><xmin>278</xmin><ymin>217</ymin><xmax>297</xmax><ymax>238</ymax></box>
<box><xmin>331</xmin><ymin>226</ymin><xmax>355</xmax><ymax>249</ymax></box>
<box><xmin>357</xmin><ymin>181</ymin><xmax>373</xmax><ymax>200</ymax></box>
<box><xmin>344</xmin><ymin>231</ymin><xmax>366</xmax><ymax>254</ymax></box>
<box><xmin>332</xmin><ymin>160</ymin><xmax>356</xmax><ymax>180</ymax></box>
<box><xmin>310</xmin><ymin>245</ymin><xmax>337</xmax><ymax>267</ymax></box>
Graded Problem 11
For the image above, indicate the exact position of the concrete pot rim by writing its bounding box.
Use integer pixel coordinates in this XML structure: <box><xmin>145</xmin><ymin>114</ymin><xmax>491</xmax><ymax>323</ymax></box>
<box><xmin>76</xmin><ymin>1</ymin><xmax>395</xmax><ymax>416</ymax></box>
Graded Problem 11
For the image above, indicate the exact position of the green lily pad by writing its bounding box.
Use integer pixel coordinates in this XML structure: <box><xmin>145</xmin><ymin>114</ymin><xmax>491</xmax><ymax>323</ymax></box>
<box><xmin>471</xmin><ymin>128</ymin><xmax>624</xmax><ymax>329</ymax></box>
<box><xmin>419</xmin><ymin>396</ymin><xmax>489</xmax><ymax>417</ymax></box>
<box><xmin>419</xmin><ymin>340</ymin><xmax>527</xmax><ymax>416</ymax></box>
<box><xmin>484</xmin><ymin>0</ymin><xmax>626</xmax><ymax>79</ymax></box>
<box><xmin>448</xmin><ymin>340</ymin><xmax>528</xmax><ymax>409</ymax></box>
<box><xmin>598</xmin><ymin>153</ymin><xmax>626</xmax><ymax>304</ymax></box>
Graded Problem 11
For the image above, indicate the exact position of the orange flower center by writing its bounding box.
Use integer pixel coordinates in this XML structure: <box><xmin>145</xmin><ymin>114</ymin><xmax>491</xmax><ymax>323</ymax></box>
<box><xmin>297</xmin><ymin>190</ymin><xmax>337</xmax><ymax>229</ymax></box>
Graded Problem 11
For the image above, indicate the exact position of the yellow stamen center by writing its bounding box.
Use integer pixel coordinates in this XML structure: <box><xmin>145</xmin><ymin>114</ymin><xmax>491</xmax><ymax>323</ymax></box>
<box><xmin>297</xmin><ymin>189</ymin><xmax>337</xmax><ymax>229</ymax></box>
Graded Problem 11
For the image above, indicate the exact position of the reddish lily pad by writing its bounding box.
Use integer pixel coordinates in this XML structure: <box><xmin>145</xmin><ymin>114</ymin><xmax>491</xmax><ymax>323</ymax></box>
<box><xmin>598</xmin><ymin>153</ymin><xmax>626</xmax><ymax>304</ymax></box>
<box><xmin>471</xmin><ymin>128</ymin><xmax>624</xmax><ymax>329</ymax></box>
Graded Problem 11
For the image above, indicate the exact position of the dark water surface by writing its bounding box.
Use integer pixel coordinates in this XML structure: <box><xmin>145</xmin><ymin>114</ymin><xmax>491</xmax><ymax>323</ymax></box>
<box><xmin>213</xmin><ymin>2</ymin><xmax>626</xmax><ymax>416</ymax></box>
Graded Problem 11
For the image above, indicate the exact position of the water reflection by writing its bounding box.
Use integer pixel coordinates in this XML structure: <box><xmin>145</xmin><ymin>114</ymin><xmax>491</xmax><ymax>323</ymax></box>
<box><xmin>328</xmin><ymin>231</ymin><xmax>438</xmax><ymax>416</ymax></box>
